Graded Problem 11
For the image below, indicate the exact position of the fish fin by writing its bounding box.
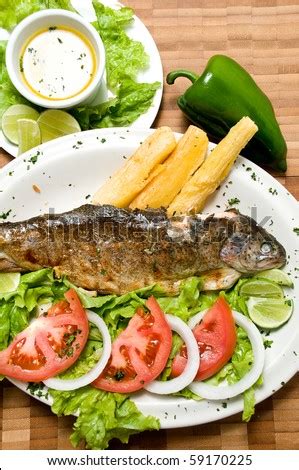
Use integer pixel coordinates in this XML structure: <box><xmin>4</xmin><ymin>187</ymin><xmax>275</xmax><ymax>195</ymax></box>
<box><xmin>0</xmin><ymin>252</ymin><xmax>23</xmax><ymax>272</ymax></box>
<box><xmin>201</xmin><ymin>267</ymin><xmax>241</xmax><ymax>291</ymax></box>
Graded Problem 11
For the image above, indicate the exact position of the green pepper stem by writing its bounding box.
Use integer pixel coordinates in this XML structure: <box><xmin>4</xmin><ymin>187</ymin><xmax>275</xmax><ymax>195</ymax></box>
<box><xmin>166</xmin><ymin>69</ymin><xmax>199</xmax><ymax>85</ymax></box>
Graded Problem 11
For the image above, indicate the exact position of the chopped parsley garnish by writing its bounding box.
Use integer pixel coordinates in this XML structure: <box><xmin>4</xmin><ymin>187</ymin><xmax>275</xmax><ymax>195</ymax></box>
<box><xmin>227</xmin><ymin>197</ymin><xmax>240</xmax><ymax>206</ymax></box>
<box><xmin>28</xmin><ymin>151</ymin><xmax>41</xmax><ymax>165</ymax></box>
<box><xmin>269</xmin><ymin>187</ymin><xmax>278</xmax><ymax>195</ymax></box>
<box><xmin>73</xmin><ymin>141</ymin><xmax>83</xmax><ymax>150</ymax></box>
<box><xmin>0</xmin><ymin>209</ymin><xmax>12</xmax><ymax>220</ymax></box>
<box><xmin>49</xmin><ymin>26</ymin><xmax>57</xmax><ymax>31</ymax></box>
<box><xmin>114</xmin><ymin>371</ymin><xmax>125</xmax><ymax>381</ymax></box>
<box><xmin>27</xmin><ymin>382</ymin><xmax>48</xmax><ymax>399</ymax></box>
<box><xmin>57</xmin><ymin>37</ymin><xmax>63</xmax><ymax>44</ymax></box>
<box><xmin>293</xmin><ymin>228</ymin><xmax>299</xmax><ymax>235</ymax></box>
<box><xmin>264</xmin><ymin>339</ymin><xmax>273</xmax><ymax>349</ymax></box>
<box><xmin>66</xmin><ymin>347</ymin><xmax>74</xmax><ymax>357</ymax></box>
<box><xmin>101</xmin><ymin>138</ymin><xmax>106</xmax><ymax>143</ymax></box>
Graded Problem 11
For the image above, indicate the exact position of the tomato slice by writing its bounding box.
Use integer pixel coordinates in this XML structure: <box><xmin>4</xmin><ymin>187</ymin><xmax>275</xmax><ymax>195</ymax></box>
<box><xmin>0</xmin><ymin>289</ymin><xmax>89</xmax><ymax>382</ymax></box>
<box><xmin>93</xmin><ymin>296</ymin><xmax>172</xmax><ymax>393</ymax></box>
<box><xmin>171</xmin><ymin>297</ymin><xmax>236</xmax><ymax>381</ymax></box>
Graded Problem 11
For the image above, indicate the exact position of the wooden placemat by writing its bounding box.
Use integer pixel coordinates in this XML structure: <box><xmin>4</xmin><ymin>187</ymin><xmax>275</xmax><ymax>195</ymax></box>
<box><xmin>0</xmin><ymin>0</ymin><xmax>298</xmax><ymax>450</ymax></box>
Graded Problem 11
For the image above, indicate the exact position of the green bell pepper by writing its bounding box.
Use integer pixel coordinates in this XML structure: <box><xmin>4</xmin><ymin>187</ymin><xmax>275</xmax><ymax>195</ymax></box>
<box><xmin>166</xmin><ymin>55</ymin><xmax>287</xmax><ymax>172</ymax></box>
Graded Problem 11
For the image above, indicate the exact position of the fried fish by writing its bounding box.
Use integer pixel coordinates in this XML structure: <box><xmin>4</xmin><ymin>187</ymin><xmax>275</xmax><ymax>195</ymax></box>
<box><xmin>0</xmin><ymin>205</ymin><xmax>286</xmax><ymax>294</ymax></box>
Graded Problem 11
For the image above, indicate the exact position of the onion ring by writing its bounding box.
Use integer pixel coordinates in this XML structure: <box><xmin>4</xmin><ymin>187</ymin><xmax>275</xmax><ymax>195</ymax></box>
<box><xmin>188</xmin><ymin>310</ymin><xmax>265</xmax><ymax>400</ymax></box>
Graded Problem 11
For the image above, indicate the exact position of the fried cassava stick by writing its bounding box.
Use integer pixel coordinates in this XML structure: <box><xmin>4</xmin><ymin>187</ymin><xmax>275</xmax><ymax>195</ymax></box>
<box><xmin>130</xmin><ymin>126</ymin><xmax>208</xmax><ymax>209</ymax></box>
<box><xmin>92</xmin><ymin>127</ymin><xmax>176</xmax><ymax>207</ymax></box>
<box><xmin>167</xmin><ymin>117</ymin><xmax>258</xmax><ymax>215</ymax></box>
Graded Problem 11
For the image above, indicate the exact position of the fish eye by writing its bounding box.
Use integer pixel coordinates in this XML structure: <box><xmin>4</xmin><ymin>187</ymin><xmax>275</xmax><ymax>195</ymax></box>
<box><xmin>261</xmin><ymin>242</ymin><xmax>272</xmax><ymax>254</ymax></box>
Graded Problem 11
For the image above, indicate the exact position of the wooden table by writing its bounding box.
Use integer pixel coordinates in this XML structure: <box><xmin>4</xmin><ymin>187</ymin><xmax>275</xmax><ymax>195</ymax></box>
<box><xmin>0</xmin><ymin>0</ymin><xmax>298</xmax><ymax>451</ymax></box>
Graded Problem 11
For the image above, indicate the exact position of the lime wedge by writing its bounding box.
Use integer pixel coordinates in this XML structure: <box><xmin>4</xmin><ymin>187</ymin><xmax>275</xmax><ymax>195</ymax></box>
<box><xmin>2</xmin><ymin>104</ymin><xmax>40</xmax><ymax>144</ymax></box>
<box><xmin>0</xmin><ymin>272</ymin><xmax>21</xmax><ymax>294</ymax></box>
<box><xmin>254</xmin><ymin>269</ymin><xmax>293</xmax><ymax>288</ymax></box>
<box><xmin>247</xmin><ymin>297</ymin><xmax>293</xmax><ymax>329</ymax></box>
<box><xmin>239</xmin><ymin>279</ymin><xmax>284</xmax><ymax>298</ymax></box>
<box><xmin>38</xmin><ymin>110</ymin><xmax>81</xmax><ymax>143</ymax></box>
<box><xmin>18</xmin><ymin>119</ymin><xmax>41</xmax><ymax>155</ymax></box>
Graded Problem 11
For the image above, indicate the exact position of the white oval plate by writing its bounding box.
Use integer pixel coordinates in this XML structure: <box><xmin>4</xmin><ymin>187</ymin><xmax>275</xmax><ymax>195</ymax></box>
<box><xmin>0</xmin><ymin>0</ymin><xmax>163</xmax><ymax>157</ymax></box>
<box><xmin>0</xmin><ymin>127</ymin><xmax>298</xmax><ymax>429</ymax></box>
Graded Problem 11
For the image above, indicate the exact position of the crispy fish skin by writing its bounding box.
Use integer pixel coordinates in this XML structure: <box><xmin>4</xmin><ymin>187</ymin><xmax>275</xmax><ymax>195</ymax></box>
<box><xmin>0</xmin><ymin>205</ymin><xmax>286</xmax><ymax>294</ymax></box>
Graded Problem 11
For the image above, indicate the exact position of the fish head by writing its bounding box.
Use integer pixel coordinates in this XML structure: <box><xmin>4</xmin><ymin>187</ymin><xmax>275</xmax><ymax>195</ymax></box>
<box><xmin>220</xmin><ymin>226</ymin><xmax>286</xmax><ymax>273</ymax></box>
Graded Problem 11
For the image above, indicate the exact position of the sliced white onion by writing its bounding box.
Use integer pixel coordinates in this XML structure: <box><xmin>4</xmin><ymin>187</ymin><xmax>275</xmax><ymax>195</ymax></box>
<box><xmin>144</xmin><ymin>314</ymin><xmax>200</xmax><ymax>395</ymax></box>
<box><xmin>188</xmin><ymin>309</ymin><xmax>265</xmax><ymax>400</ymax></box>
<box><xmin>43</xmin><ymin>310</ymin><xmax>111</xmax><ymax>391</ymax></box>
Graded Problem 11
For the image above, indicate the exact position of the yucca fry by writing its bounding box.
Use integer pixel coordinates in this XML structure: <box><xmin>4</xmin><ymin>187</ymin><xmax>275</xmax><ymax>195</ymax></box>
<box><xmin>92</xmin><ymin>127</ymin><xmax>176</xmax><ymax>207</ymax></box>
<box><xmin>168</xmin><ymin>117</ymin><xmax>258</xmax><ymax>215</ymax></box>
<box><xmin>130</xmin><ymin>126</ymin><xmax>208</xmax><ymax>209</ymax></box>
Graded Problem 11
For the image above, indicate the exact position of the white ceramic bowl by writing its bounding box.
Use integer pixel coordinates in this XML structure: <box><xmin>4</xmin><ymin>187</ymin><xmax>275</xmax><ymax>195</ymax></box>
<box><xmin>5</xmin><ymin>9</ymin><xmax>106</xmax><ymax>109</ymax></box>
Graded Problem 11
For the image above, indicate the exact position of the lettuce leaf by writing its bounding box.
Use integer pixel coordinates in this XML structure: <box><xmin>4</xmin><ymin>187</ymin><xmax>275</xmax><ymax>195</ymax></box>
<box><xmin>50</xmin><ymin>386</ymin><xmax>159</xmax><ymax>450</ymax></box>
<box><xmin>71</xmin><ymin>2</ymin><xmax>160</xmax><ymax>129</ymax></box>
<box><xmin>242</xmin><ymin>387</ymin><xmax>255</xmax><ymax>422</ymax></box>
<box><xmin>92</xmin><ymin>1</ymin><xmax>147</xmax><ymax>90</ymax></box>
<box><xmin>0</xmin><ymin>0</ymin><xmax>74</xmax><ymax>31</ymax></box>
<box><xmin>223</xmin><ymin>278</ymin><xmax>250</xmax><ymax>316</ymax></box>
<box><xmin>58</xmin><ymin>340</ymin><xmax>103</xmax><ymax>380</ymax></box>
<box><xmin>0</xmin><ymin>41</ymin><xmax>30</xmax><ymax>120</ymax></box>
<box><xmin>73</xmin><ymin>78</ymin><xmax>160</xmax><ymax>129</ymax></box>
<box><xmin>0</xmin><ymin>298</ymin><xmax>32</xmax><ymax>350</ymax></box>
<box><xmin>0</xmin><ymin>268</ymin><xmax>66</xmax><ymax>349</ymax></box>
<box><xmin>158</xmin><ymin>277</ymin><xmax>206</xmax><ymax>322</ymax></box>
<box><xmin>0</xmin><ymin>303</ymin><xmax>12</xmax><ymax>350</ymax></box>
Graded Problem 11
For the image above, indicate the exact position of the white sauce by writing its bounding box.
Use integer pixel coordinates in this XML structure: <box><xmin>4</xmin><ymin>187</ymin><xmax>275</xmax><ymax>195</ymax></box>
<box><xmin>21</xmin><ymin>27</ymin><xmax>96</xmax><ymax>100</ymax></box>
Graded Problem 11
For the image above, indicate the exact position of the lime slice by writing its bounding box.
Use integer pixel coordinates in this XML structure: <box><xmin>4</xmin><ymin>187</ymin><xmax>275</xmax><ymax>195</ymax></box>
<box><xmin>1</xmin><ymin>104</ymin><xmax>39</xmax><ymax>144</ymax></box>
<box><xmin>38</xmin><ymin>110</ymin><xmax>81</xmax><ymax>143</ymax></box>
<box><xmin>254</xmin><ymin>269</ymin><xmax>293</xmax><ymax>288</ymax></box>
<box><xmin>247</xmin><ymin>297</ymin><xmax>293</xmax><ymax>329</ymax></box>
<box><xmin>0</xmin><ymin>273</ymin><xmax>21</xmax><ymax>294</ymax></box>
<box><xmin>239</xmin><ymin>279</ymin><xmax>284</xmax><ymax>298</ymax></box>
<box><xmin>18</xmin><ymin>119</ymin><xmax>41</xmax><ymax>155</ymax></box>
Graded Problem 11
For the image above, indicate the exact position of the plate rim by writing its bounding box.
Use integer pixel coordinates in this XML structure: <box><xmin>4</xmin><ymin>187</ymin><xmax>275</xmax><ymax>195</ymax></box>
<box><xmin>0</xmin><ymin>127</ymin><xmax>298</xmax><ymax>431</ymax></box>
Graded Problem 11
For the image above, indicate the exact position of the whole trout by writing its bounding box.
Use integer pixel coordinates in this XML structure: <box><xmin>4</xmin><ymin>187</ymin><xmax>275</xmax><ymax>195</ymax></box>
<box><xmin>0</xmin><ymin>205</ymin><xmax>286</xmax><ymax>294</ymax></box>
